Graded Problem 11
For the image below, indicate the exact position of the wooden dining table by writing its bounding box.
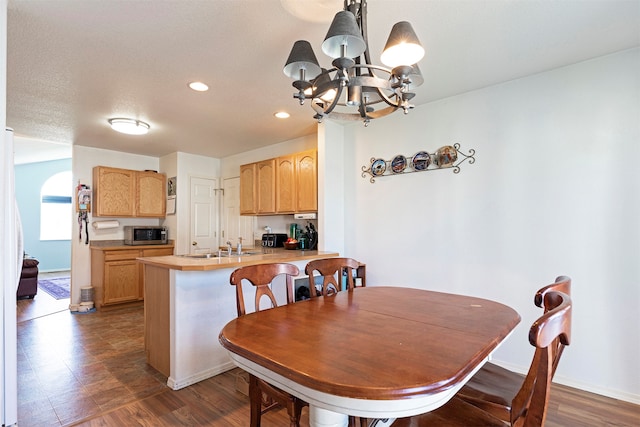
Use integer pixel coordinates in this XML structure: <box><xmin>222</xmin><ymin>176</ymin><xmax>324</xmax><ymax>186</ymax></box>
<box><xmin>219</xmin><ymin>286</ymin><xmax>521</xmax><ymax>427</ymax></box>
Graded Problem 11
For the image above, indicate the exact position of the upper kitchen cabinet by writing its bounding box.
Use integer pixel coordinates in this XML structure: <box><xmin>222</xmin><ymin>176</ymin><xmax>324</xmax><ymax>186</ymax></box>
<box><xmin>295</xmin><ymin>150</ymin><xmax>317</xmax><ymax>212</ymax></box>
<box><xmin>93</xmin><ymin>166</ymin><xmax>135</xmax><ymax>217</ymax></box>
<box><xmin>240</xmin><ymin>150</ymin><xmax>317</xmax><ymax>216</ymax></box>
<box><xmin>239</xmin><ymin>163</ymin><xmax>257</xmax><ymax>214</ymax></box>
<box><xmin>93</xmin><ymin>166</ymin><xmax>166</xmax><ymax>218</ymax></box>
<box><xmin>256</xmin><ymin>159</ymin><xmax>276</xmax><ymax>214</ymax></box>
<box><xmin>136</xmin><ymin>170</ymin><xmax>166</xmax><ymax>217</ymax></box>
<box><xmin>276</xmin><ymin>155</ymin><xmax>296</xmax><ymax>213</ymax></box>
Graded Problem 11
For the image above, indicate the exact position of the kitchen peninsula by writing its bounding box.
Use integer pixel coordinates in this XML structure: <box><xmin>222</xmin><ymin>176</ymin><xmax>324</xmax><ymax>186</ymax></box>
<box><xmin>138</xmin><ymin>249</ymin><xmax>339</xmax><ymax>390</ymax></box>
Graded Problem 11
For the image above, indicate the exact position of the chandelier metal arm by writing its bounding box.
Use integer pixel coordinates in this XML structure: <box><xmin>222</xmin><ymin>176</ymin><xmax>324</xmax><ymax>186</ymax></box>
<box><xmin>315</xmin><ymin>105</ymin><xmax>399</xmax><ymax>122</ymax></box>
<box><xmin>357</xmin><ymin>0</ymin><xmax>378</xmax><ymax>80</ymax></box>
<box><xmin>309</xmin><ymin>68</ymin><xmax>411</xmax><ymax>115</ymax></box>
<box><xmin>323</xmin><ymin>82</ymin><xmax>345</xmax><ymax>115</ymax></box>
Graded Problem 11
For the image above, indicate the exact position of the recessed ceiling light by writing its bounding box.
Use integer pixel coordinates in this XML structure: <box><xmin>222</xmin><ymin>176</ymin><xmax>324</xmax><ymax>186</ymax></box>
<box><xmin>108</xmin><ymin>118</ymin><xmax>150</xmax><ymax>135</ymax></box>
<box><xmin>189</xmin><ymin>81</ymin><xmax>209</xmax><ymax>92</ymax></box>
<box><xmin>274</xmin><ymin>112</ymin><xmax>290</xmax><ymax>119</ymax></box>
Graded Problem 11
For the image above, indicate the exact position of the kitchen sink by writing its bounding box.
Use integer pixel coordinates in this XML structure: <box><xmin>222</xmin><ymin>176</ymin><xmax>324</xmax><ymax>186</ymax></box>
<box><xmin>218</xmin><ymin>251</ymin><xmax>261</xmax><ymax>256</ymax></box>
<box><xmin>180</xmin><ymin>251</ymin><xmax>261</xmax><ymax>258</ymax></box>
<box><xmin>179</xmin><ymin>253</ymin><xmax>220</xmax><ymax>259</ymax></box>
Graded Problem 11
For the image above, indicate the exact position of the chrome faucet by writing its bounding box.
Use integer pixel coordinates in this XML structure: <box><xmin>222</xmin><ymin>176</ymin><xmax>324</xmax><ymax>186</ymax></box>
<box><xmin>237</xmin><ymin>237</ymin><xmax>243</xmax><ymax>255</ymax></box>
<box><xmin>226</xmin><ymin>241</ymin><xmax>233</xmax><ymax>256</ymax></box>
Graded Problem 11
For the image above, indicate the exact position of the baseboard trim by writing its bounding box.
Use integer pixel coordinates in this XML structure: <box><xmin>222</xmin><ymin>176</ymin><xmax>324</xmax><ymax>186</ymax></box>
<box><xmin>492</xmin><ymin>360</ymin><xmax>640</xmax><ymax>405</ymax></box>
<box><xmin>167</xmin><ymin>361</ymin><xmax>236</xmax><ymax>390</ymax></box>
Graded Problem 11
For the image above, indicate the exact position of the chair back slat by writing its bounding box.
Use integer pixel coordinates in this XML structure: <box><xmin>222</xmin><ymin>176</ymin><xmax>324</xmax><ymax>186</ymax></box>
<box><xmin>534</xmin><ymin>276</ymin><xmax>571</xmax><ymax>310</ymax></box>
<box><xmin>533</xmin><ymin>276</ymin><xmax>571</xmax><ymax>376</ymax></box>
<box><xmin>304</xmin><ymin>258</ymin><xmax>361</xmax><ymax>298</ymax></box>
<box><xmin>229</xmin><ymin>263</ymin><xmax>299</xmax><ymax>316</ymax></box>
<box><xmin>511</xmin><ymin>291</ymin><xmax>572</xmax><ymax>426</ymax></box>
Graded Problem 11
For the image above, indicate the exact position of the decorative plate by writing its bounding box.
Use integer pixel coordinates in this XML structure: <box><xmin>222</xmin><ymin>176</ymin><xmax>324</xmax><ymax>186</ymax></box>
<box><xmin>435</xmin><ymin>145</ymin><xmax>458</xmax><ymax>168</ymax></box>
<box><xmin>391</xmin><ymin>155</ymin><xmax>407</xmax><ymax>174</ymax></box>
<box><xmin>412</xmin><ymin>151</ymin><xmax>431</xmax><ymax>171</ymax></box>
<box><xmin>371</xmin><ymin>158</ymin><xmax>387</xmax><ymax>176</ymax></box>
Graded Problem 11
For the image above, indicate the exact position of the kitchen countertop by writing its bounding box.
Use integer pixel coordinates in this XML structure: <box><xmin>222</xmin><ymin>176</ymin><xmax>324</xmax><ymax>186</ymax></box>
<box><xmin>137</xmin><ymin>248</ymin><xmax>339</xmax><ymax>271</ymax></box>
<box><xmin>90</xmin><ymin>240</ymin><xmax>175</xmax><ymax>250</ymax></box>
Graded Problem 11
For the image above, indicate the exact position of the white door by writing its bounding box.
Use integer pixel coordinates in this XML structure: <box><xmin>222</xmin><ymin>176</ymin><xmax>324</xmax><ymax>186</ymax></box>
<box><xmin>222</xmin><ymin>177</ymin><xmax>255</xmax><ymax>248</ymax></box>
<box><xmin>190</xmin><ymin>177</ymin><xmax>218</xmax><ymax>254</ymax></box>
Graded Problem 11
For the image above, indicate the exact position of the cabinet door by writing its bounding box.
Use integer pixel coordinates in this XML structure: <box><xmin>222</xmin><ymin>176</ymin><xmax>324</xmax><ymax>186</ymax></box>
<box><xmin>103</xmin><ymin>260</ymin><xmax>140</xmax><ymax>305</ymax></box>
<box><xmin>136</xmin><ymin>171</ymin><xmax>166</xmax><ymax>217</ymax></box>
<box><xmin>296</xmin><ymin>150</ymin><xmax>317</xmax><ymax>212</ymax></box>
<box><xmin>93</xmin><ymin>167</ymin><xmax>135</xmax><ymax>217</ymax></box>
<box><xmin>239</xmin><ymin>163</ymin><xmax>257</xmax><ymax>215</ymax></box>
<box><xmin>276</xmin><ymin>155</ymin><xmax>296</xmax><ymax>213</ymax></box>
<box><xmin>139</xmin><ymin>247</ymin><xmax>174</xmax><ymax>298</ymax></box>
<box><xmin>257</xmin><ymin>159</ymin><xmax>276</xmax><ymax>214</ymax></box>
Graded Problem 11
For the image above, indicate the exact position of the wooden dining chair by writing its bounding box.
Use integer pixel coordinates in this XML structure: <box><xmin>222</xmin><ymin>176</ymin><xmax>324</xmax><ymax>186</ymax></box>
<box><xmin>304</xmin><ymin>257</ymin><xmax>368</xmax><ymax>427</ymax></box>
<box><xmin>456</xmin><ymin>276</ymin><xmax>571</xmax><ymax>422</ymax></box>
<box><xmin>305</xmin><ymin>257</ymin><xmax>363</xmax><ymax>298</ymax></box>
<box><xmin>229</xmin><ymin>263</ymin><xmax>308</xmax><ymax>427</ymax></box>
<box><xmin>391</xmin><ymin>290</ymin><xmax>572</xmax><ymax>427</ymax></box>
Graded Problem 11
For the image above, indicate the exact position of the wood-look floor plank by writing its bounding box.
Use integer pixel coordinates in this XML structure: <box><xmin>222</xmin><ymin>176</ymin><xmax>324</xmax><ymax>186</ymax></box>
<box><xmin>16</xmin><ymin>288</ymin><xmax>640</xmax><ymax>427</ymax></box>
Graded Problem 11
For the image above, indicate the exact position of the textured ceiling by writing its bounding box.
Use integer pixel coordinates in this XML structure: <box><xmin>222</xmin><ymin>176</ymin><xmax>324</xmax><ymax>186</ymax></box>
<box><xmin>7</xmin><ymin>0</ymin><xmax>640</xmax><ymax>163</ymax></box>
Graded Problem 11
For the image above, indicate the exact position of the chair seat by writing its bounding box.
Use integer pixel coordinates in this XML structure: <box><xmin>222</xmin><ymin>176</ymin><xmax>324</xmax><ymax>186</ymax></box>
<box><xmin>395</xmin><ymin>289</ymin><xmax>572</xmax><ymax>427</ymax></box>
<box><xmin>457</xmin><ymin>362</ymin><xmax>523</xmax><ymax>420</ymax></box>
<box><xmin>391</xmin><ymin>397</ymin><xmax>505</xmax><ymax>426</ymax></box>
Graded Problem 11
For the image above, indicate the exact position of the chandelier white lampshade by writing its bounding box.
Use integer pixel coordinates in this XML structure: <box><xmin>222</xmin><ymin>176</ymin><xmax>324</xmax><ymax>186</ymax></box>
<box><xmin>380</xmin><ymin>21</ymin><xmax>425</xmax><ymax>68</ymax></box>
<box><xmin>108</xmin><ymin>118</ymin><xmax>150</xmax><ymax>135</ymax></box>
<box><xmin>283</xmin><ymin>0</ymin><xmax>425</xmax><ymax>125</ymax></box>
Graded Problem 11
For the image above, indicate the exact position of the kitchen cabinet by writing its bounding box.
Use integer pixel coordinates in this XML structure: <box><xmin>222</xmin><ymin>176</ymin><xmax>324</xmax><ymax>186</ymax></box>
<box><xmin>93</xmin><ymin>166</ymin><xmax>135</xmax><ymax>217</ymax></box>
<box><xmin>91</xmin><ymin>244</ymin><xmax>174</xmax><ymax>309</ymax></box>
<box><xmin>257</xmin><ymin>159</ymin><xmax>276</xmax><ymax>214</ymax></box>
<box><xmin>240</xmin><ymin>150</ymin><xmax>317</xmax><ymax>215</ymax></box>
<box><xmin>276</xmin><ymin>155</ymin><xmax>296</xmax><ymax>213</ymax></box>
<box><xmin>93</xmin><ymin>166</ymin><xmax>166</xmax><ymax>217</ymax></box>
<box><xmin>239</xmin><ymin>163</ymin><xmax>257</xmax><ymax>214</ymax></box>
<box><xmin>136</xmin><ymin>170</ymin><xmax>166</xmax><ymax>217</ymax></box>
<box><xmin>295</xmin><ymin>150</ymin><xmax>317</xmax><ymax>212</ymax></box>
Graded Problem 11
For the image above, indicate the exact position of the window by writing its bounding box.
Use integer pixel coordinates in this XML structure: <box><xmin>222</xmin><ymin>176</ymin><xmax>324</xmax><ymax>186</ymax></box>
<box><xmin>40</xmin><ymin>171</ymin><xmax>72</xmax><ymax>240</ymax></box>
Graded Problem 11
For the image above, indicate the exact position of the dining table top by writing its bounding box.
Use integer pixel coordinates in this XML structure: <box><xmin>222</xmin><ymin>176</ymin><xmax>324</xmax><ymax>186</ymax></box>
<box><xmin>219</xmin><ymin>286</ymin><xmax>521</xmax><ymax>403</ymax></box>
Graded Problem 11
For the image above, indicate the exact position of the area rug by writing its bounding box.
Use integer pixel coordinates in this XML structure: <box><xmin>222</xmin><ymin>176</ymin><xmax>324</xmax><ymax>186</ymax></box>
<box><xmin>38</xmin><ymin>277</ymin><xmax>70</xmax><ymax>299</ymax></box>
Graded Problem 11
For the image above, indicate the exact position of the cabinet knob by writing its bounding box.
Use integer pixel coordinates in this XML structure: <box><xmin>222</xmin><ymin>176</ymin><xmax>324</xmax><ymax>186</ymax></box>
<box><xmin>192</xmin><ymin>241</ymin><xmax>197</xmax><ymax>246</ymax></box>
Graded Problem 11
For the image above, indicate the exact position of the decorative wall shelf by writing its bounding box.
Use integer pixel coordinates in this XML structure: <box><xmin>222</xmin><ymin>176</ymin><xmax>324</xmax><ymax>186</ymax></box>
<box><xmin>361</xmin><ymin>143</ymin><xmax>476</xmax><ymax>183</ymax></box>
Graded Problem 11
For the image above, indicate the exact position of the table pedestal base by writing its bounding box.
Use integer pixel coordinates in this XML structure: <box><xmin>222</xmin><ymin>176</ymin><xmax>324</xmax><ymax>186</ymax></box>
<box><xmin>368</xmin><ymin>419</ymin><xmax>396</xmax><ymax>427</ymax></box>
<box><xmin>309</xmin><ymin>406</ymin><xmax>348</xmax><ymax>427</ymax></box>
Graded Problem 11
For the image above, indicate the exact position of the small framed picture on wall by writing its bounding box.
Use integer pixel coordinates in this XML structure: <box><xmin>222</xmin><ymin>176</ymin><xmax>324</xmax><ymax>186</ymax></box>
<box><xmin>168</xmin><ymin>177</ymin><xmax>177</xmax><ymax>197</ymax></box>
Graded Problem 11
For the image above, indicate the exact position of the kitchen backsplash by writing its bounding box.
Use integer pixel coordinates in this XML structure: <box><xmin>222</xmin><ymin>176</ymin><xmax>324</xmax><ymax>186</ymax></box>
<box><xmin>256</xmin><ymin>215</ymin><xmax>318</xmax><ymax>240</ymax></box>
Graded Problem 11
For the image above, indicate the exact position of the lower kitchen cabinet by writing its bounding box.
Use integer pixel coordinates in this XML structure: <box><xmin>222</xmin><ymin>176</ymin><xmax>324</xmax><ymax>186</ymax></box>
<box><xmin>91</xmin><ymin>244</ymin><xmax>174</xmax><ymax>309</ymax></box>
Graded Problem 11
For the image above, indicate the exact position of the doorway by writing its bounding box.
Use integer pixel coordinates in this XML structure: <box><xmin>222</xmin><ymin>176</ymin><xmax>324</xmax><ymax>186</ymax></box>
<box><xmin>189</xmin><ymin>176</ymin><xmax>219</xmax><ymax>253</ymax></box>
<box><xmin>222</xmin><ymin>177</ymin><xmax>255</xmax><ymax>248</ymax></box>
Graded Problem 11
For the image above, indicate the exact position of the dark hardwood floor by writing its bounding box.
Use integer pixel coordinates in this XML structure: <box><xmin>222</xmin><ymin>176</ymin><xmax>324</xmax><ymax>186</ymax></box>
<box><xmin>17</xmin><ymin>281</ymin><xmax>640</xmax><ymax>426</ymax></box>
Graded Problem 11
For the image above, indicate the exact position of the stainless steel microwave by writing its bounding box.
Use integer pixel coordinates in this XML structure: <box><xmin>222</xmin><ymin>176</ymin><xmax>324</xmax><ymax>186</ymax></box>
<box><xmin>123</xmin><ymin>226</ymin><xmax>168</xmax><ymax>245</ymax></box>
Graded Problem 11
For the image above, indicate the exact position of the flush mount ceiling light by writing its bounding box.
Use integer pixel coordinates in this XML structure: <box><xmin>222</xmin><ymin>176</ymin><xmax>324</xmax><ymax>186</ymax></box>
<box><xmin>283</xmin><ymin>0</ymin><xmax>424</xmax><ymax>126</ymax></box>
<box><xmin>108</xmin><ymin>118</ymin><xmax>150</xmax><ymax>135</ymax></box>
<box><xmin>188</xmin><ymin>81</ymin><xmax>209</xmax><ymax>92</ymax></box>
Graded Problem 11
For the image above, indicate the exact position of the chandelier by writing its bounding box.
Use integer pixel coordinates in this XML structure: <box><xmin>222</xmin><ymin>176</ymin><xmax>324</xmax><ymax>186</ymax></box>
<box><xmin>283</xmin><ymin>0</ymin><xmax>424</xmax><ymax>126</ymax></box>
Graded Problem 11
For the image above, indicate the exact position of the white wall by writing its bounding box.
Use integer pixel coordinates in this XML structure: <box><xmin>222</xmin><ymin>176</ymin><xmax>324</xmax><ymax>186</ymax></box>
<box><xmin>70</xmin><ymin>145</ymin><xmax>161</xmax><ymax>303</ymax></box>
<box><xmin>338</xmin><ymin>48</ymin><xmax>640</xmax><ymax>402</ymax></box>
<box><xmin>160</xmin><ymin>152</ymin><xmax>220</xmax><ymax>255</ymax></box>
